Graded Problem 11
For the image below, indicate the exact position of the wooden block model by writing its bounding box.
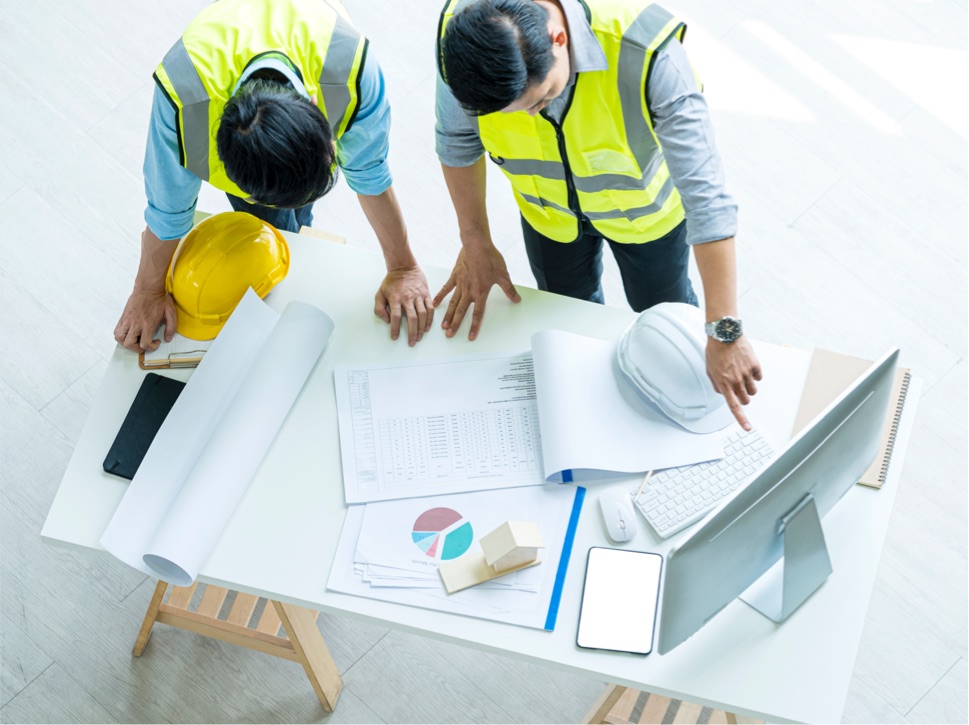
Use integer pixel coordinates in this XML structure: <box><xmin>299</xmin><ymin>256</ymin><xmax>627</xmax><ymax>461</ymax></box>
<box><xmin>438</xmin><ymin>520</ymin><xmax>546</xmax><ymax>594</ymax></box>
<box><xmin>481</xmin><ymin>521</ymin><xmax>545</xmax><ymax>572</ymax></box>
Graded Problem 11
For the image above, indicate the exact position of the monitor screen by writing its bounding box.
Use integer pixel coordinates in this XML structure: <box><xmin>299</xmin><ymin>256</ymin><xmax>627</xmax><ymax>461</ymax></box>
<box><xmin>657</xmin><ymin>348</ymin><xmax>900</xmax><ymax>655</ymax></box>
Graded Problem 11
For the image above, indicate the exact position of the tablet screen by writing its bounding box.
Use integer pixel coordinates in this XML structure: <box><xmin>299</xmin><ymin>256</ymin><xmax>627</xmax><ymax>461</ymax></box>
<box><xmin>576</xmin><ymin>547</ymin><xmax>663</xmax><ymax>655</ymax></box>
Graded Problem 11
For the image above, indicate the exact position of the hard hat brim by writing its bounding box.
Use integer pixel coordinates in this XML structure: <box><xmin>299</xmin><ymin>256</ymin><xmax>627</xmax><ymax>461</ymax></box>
<box><xmin>669</xmin><ymin>404</ymin><xmax>735</xmax><ymax>434</ymax></box>
<box><xmin>173</xmin><ymin>311</ymin><xmax>224</xmax><ymax>341</ymax></box>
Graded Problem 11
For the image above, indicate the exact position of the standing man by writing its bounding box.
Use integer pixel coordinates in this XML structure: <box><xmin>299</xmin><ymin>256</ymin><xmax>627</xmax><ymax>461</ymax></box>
<box><xmin>435</xmin><ymin>0</ymin><xmax>762</xmax><ymax>428</ymax></box>
<box><xmin>115</xmin><ymin>0</ymin><xmax>434</xmax><ymax>351</ymax></box>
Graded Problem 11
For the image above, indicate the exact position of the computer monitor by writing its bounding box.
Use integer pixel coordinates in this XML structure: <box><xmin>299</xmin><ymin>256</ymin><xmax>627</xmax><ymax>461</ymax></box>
<box><xmin>657</xmin><ymin>347</ymin><xmax>900</xmax><ymax>655</ymax></box>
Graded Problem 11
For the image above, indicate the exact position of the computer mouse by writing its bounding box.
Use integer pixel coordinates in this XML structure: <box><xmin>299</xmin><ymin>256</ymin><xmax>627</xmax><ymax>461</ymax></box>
<box><xmin>599</xmin><ymin>487</ymin><xmax>638</xmax><ymax>543</ymax></box>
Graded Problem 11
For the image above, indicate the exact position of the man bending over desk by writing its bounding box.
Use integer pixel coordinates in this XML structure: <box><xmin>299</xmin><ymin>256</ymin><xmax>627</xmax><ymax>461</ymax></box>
<box><xmin>114</xmin><ymin>0</ymin><xmax>434</xmax><ymax>351</ymax></box>
<box><xmin>434</xmin><ymin>0</ymin><xmax>762</xmax><ymax>428</ymax></box>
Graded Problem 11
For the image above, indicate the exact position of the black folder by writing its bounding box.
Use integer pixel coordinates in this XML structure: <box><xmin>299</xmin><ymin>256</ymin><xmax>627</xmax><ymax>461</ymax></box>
<box><xmin>102</xmin><ymin>373</ymin><xmax>186</xmax><ymax>480</ymax></box>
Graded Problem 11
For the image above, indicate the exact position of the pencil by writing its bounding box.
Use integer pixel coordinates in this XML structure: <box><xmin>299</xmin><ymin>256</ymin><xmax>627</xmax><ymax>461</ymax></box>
<box><xmin>635</xmin><ymin>470</ymin><xmax>654</xmax><ymax>500</ymax></box>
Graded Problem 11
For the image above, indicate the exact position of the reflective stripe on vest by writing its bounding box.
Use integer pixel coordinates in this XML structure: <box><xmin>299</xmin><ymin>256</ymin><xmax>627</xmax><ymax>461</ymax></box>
<box><xmin>159</xmin><ymin>38</ymin><xmax>211</xmax><ymax>181</ymax></box>
<box><xmin>155</xmin><ymin>0</ymin><xmax>365</xmax><ymax>195</ymax></box>
<box><xmin>319</xmin><ymin>11</ymin><xmax>364</xmax><ymax>135</ymax></box>
<box><xmin>438</xmin><ymin>0</ymin><xmax>688</xmax><ymax>243</ymax></box>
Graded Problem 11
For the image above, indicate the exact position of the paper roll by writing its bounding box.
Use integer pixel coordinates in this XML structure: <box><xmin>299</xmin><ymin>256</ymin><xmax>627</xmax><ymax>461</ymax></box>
<box><xmin>100</xmin><ymin>290</ymin><xmax>334</xmax><ymax>585</ymax></box>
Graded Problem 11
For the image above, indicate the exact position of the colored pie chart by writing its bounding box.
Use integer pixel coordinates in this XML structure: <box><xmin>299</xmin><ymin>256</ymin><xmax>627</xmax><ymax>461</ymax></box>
<box><xmin>411</xmin><ymin>507</ymin><xmax>473</xmax><ymax>560</ymax></box>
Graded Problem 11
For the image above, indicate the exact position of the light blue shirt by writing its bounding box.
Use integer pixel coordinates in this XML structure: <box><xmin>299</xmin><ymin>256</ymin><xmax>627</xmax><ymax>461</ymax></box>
<box><xmin>144</xmin><ymin>53</ymin><xmax>393</xmax><ymax>241</ymax></box>
<box><xmin>435</xmin><ymin>0</ymin><xmax>737</xmax><ymax>246</ymax></box>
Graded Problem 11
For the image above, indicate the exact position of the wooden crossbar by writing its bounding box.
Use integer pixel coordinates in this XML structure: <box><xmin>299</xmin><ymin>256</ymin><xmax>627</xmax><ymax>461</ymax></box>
<box><xmin>583</xmin><ymin>684</ymin><xmax>764</xmax><ymax>725</ymax></box>
<box><xmin>133</xmin><ymin>580</ymin><xmax>342</xmax><ymax>711</ymax></box>
<box><xmin>641</xmin><ymin>693</ymin><xmax>673</xmax><ymax>723</ymax></box>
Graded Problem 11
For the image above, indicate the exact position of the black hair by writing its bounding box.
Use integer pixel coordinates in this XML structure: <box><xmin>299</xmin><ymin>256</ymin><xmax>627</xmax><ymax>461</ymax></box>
<box><xmin>217</xmin><ymin>79</ymin><xmax>336</xmax><ymax>208</ymax></box>
<box><xmin>441</xmin><ymin>0</ymin><xmax>554</xmax><ymax>115</ymax></box>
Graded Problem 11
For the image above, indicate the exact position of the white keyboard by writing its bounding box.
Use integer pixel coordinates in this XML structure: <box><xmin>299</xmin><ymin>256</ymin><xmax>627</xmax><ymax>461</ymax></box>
<box><xmin>631</xmin><ymin>427</ymin><xmax>775</xmax><ymax>540</ymax></box>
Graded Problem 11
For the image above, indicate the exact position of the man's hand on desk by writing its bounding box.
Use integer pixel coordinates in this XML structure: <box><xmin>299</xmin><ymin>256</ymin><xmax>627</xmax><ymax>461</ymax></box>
<box><xmin>433</xmin><ymin>244</ymin><xmax>521</xmax><ymax>341</ymax></box>
<box><xmin>374</xmin><ymin>265</ymin><xmax>435</xmax><ymax>346</ymax></box>
<box><xmin>706</xmin><ymin>336</ymin><xmax>762</xmax><ymax>431</ymax></box>
<box><xmin>114</xmin><ymin>288</ymin><xmax>177</xmax><ymax>352</ymax></box>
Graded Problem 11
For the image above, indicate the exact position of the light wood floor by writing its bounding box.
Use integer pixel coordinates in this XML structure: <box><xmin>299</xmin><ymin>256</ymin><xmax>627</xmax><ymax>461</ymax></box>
<box><xmin>1</xmin><ymin>0</ymin><xmax>965</xmax><ymax>722</ymax></box>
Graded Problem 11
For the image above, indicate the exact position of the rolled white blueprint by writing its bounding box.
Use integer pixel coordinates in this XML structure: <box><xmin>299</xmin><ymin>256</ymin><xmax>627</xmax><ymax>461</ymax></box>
<box><xmin>100</xmin><ymin>290</ymin><xmax>334</xmax><ymax>586</ymax></box>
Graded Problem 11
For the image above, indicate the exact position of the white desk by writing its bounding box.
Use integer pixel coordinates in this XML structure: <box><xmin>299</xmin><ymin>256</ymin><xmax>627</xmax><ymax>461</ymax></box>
<box><xmin>41</xmin><ymin>232</ymin><xmax>914</xmax><ymax>723</ymax></box>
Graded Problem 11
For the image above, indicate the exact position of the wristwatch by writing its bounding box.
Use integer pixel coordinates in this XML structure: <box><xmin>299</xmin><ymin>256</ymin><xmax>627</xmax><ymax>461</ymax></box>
<box><xmin>705</xmin><ymin>316</ymin><xmax>743</xmax><ymax>343</ymax></box>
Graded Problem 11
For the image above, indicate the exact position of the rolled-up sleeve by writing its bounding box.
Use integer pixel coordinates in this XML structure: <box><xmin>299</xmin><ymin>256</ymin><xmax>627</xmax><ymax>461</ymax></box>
<box><xmin>648</xmin><ymin>38</ymin><xmax>738</xmax><ymax>246</ymax></box>
<box><xmin>336</xmin><ymin>53</ymin><xmax>393</xmax><ymax>195</ymax></box>
<box><xmin>435</xmin><ymin>74</ymin><xmax>485</xmax><ymax>168</ymax></box>
<box><xmin>144</xmin><ymin>84</ymin><xmax>202</xmax><ymax>241</ymax></box>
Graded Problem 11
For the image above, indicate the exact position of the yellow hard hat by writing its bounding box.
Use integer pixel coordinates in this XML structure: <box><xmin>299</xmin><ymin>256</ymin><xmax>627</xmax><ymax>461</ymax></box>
<box><xmin>166</xmin><ymin>212</ymin><xmax>290</xmax><ymax>340</ymax></box>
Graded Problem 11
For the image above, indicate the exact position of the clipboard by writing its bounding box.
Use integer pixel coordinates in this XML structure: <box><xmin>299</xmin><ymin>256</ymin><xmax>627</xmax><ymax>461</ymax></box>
<box><xmin>138</xmin><ymin>331</ymin><xmax>211</xmax><ymax>370</ymax></box>
<box><xmin>138</xmin><ymin>349</ymin><xmax>207</xmax><ymax>370</ymax></box>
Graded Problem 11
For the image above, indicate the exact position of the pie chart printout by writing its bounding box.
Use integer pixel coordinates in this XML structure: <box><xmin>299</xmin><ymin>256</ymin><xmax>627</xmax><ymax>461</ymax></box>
<box><xmin>411</xmin><ymin>507</ymin><xmax>474</xmax><ymax>561</ymax></box>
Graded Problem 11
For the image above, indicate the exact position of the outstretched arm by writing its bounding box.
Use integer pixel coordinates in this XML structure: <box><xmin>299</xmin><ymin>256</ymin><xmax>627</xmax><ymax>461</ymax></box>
<box><xmin>648</xmin><ymin>38</ymin><xmax>762</xmax><ymax>427</ymax></box>
<box><xmin>435</xmin><ymin>158</ymin><xmax>521</xmax><ymax>341</ymax></box>
<box><xmin>693</xmin><ymin>237</ymin><xmax>762</xmax><ymax>430</ymax></box>
<box><xmin>358</xmin><ymin>186</ymin><xmax>433</xmax><ymax>346</ymax></box>
<box><xmin>119</xmin><ymin>83</ymin><xmax>199</xmax><ymax>352</ymax></box>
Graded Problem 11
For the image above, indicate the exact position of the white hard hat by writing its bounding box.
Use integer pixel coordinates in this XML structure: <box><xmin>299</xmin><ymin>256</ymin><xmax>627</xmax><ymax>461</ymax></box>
<box><xmin>617</xmin><ymin>302</ymin><xmax>733</xmax><ymax>434</ymax></box>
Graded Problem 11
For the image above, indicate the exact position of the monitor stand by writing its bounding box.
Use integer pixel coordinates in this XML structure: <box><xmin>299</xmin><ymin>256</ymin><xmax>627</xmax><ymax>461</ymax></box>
<box><xmin>740</xmin><ymin>492</ymin><xmax>833</xmax><ymax>622</ymax></box>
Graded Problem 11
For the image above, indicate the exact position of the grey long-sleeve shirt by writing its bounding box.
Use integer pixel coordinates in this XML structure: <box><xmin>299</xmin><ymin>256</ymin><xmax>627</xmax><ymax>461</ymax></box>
<box><xmin>434</xmin><ymin>0</ymin><xmax>737</xmax><ymax>246</ymax></box>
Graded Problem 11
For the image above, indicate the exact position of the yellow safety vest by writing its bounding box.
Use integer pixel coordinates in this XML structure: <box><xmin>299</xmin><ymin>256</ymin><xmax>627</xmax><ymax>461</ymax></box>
<box><xmin>438</xmin><ymin>0</ymin><xmax>688</xmax><ymax>243</ymax></box>
<box><xmin>154</xmin><ymin>0</ymin><xmax>367</xmax><ymax>198</ymax></box>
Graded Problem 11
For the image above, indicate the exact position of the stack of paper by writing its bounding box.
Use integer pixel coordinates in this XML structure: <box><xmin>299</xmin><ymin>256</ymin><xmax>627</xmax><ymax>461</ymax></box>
<box><xmin>328</xmin><ymin>485</ymin><xmax>584</xmax><ymax>630</ymax></box>
<box><xmin>334</xmin><ymin>351</ymin><xmax>548</xmax><ymax>503</ymax></box>
<box><xmin>352</xmin><ymin>493</ymin><xmax>542</xmax><ymax>592</ymax></box>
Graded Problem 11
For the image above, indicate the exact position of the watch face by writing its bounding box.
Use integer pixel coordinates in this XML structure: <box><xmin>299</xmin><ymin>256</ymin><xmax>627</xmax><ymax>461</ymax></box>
<box><xmin>716</xmin><ymin>317</ymin><xmax>742</xmax><ymax>341</ymax></box>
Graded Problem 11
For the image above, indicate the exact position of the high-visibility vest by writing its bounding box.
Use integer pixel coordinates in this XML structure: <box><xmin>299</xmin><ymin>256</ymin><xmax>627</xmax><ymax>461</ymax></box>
<box><xmin>438</xmin><ymin>0</ymin><xmax>689</xmax><ymax>243</ymax></box>
<box><xmin>154</xmin><ymin>0</ymin><xmax>368</xmax><ymax>199</ymax></box>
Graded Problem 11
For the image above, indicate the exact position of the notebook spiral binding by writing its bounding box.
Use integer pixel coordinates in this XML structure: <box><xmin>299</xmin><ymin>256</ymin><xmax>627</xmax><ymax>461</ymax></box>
<box><xmin>878</xmin><ymin>371</ymin><xmax>912</xmax><ymax>485</ymax></box>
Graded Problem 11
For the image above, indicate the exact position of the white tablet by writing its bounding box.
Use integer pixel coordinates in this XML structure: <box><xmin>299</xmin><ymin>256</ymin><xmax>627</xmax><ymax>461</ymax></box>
<box><xmin>576</xmin><ymin>547</ymin><xmax>663</xmax><ymax>655</ymax></box>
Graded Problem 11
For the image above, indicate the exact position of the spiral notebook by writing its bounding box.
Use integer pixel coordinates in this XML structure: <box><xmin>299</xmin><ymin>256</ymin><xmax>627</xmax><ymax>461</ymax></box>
<box><xmin>793</xmin><ymin>348</ymin><xmax>911</xmax><ymax>489</ymax></box>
